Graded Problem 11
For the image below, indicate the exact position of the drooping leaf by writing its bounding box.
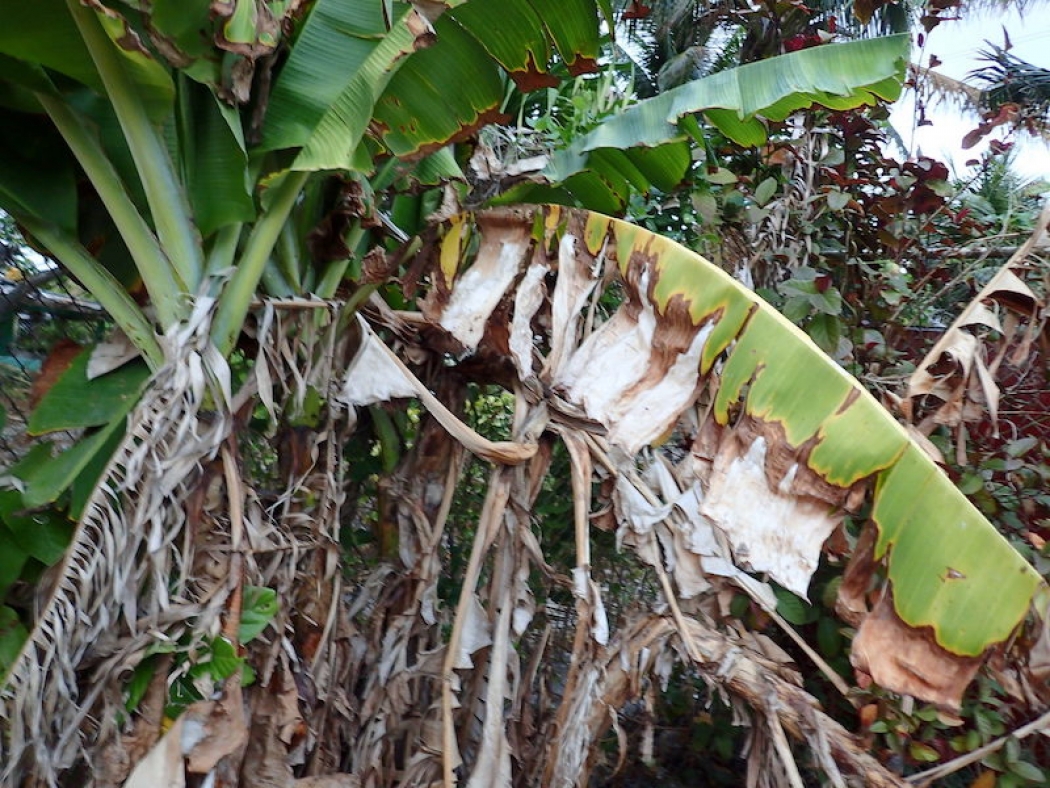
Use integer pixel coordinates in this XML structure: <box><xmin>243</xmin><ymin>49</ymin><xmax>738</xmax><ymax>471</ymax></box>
<box><xmin>291</xmin><ymin>6</ymin><xmax>435</xmax><ymax>172</ymax></box>
<box><xmin>540</xmin><ymin>35</ymin><xmax>910</xmax><ymax>208</ymax></box>
<box><xmin>449</xmin><ymin>0</ymin><xmax>555</xmax><ymax>90</ymax></box>
<box><xmin>261</xmin><ymin>0</ymin><xmax>394</xmax><ymax>151</ymax></box>
<box><xmin>372</xmin><ymin>13</ymin><xmax>506</xmax><ymax>159</ymax></box>
<box><xmin>527</xmin><ymin>0</ymin><xmax>602</xmax><ymax>75</ymax></box>
<box><xmin>373</xmin><ymin>0</ymin><xmax>603</xmax><ymax>158</ymax></box>
<box><xmin>395</xmin><ymin>205</ymin><xmax>1043</xmax><ymax>709</ymax></box>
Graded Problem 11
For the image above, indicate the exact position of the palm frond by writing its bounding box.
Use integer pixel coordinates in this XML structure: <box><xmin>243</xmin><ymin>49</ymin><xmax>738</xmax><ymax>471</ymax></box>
<box><xmin>970</xmin><ymin>43</ymin><xmax>1050</xmax><ymax>119</ymax></box>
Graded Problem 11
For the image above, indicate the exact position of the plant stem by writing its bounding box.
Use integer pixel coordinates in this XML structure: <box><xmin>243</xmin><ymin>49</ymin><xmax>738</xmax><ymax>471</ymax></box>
<box><xmin>35</xmin><ymin>92</ymin><xmax>183</xmax><ymax>328</ymax></box>
<box><xmin>316</xmin><ymin>223</ymin><xmax>366</xmax><ymax>299</ymax></box>
<box><xmin>905</xmin><ymin>707</ymin><xmax>1050</xmax><ymax>786</ymax></box>
<box><xmin>67</xmin><ymin>0</ymin><xmax>203</xmax><ymax>294</ymax></box>
<box><xmin>212</xmin><ymin>170</ymin><xmax>310</xmax><ymax>355</ymax></box>
<box><xmin>274</xmin><ymin>219</ymin><xmax>302</xmax><ymax>292</ymax></box>
<box><xmin>205</xmin><ymin>223</ymin><xmax>243</xmax><ymax>278</ymax></box>
<box><xmin>19</xmin><ymin>217</ymin><xmax>163</xmax><ymax>367</ymax></box>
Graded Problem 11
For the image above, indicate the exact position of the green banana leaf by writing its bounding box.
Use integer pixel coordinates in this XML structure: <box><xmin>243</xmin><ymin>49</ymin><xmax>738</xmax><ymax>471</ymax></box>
<box><xmin>372</xmin><ymin>0</ymin><xmax>604</xmax><ymax>159</ymax></box>
<box><xmin>0</xmin><ymin>0</ymin><xmax>607</xmax><ymax>340</ymax></box>
<box><xmin>528</xmin><ymin>35</ymin><xmax>911</xmax><ymax>210</ymax></box>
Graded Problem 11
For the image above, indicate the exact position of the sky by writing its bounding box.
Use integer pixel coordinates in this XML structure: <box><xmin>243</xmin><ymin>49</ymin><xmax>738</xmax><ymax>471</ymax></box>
<box><xmin>889</xmin><ymin>3</ymin><xmax>1050</xmax><ymax>181</ymax></box>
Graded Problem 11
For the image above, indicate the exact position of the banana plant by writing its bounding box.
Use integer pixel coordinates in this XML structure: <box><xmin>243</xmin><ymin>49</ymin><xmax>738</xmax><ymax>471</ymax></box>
<box><xmin>0</xmin><ymin>0</ymin><xmax>988</xmax><ymax>783</ymax></box>
<box><xmin>0</xmin><ymin>0</ymin><xmax>606</xmax><ymax>508</ymax></box>
<box><xmin>389</xmin><ymin>204</ymin><xmax>1045</xmax><ymax>711</ymax></box>
<box><xmin>0</xmin><ymin>0</ymin><xmax>917</xmax><ymax>531</ymax></box>
<box><xmin>0</xmin><ymin>0</ymin><xmax>609</xmax><ymax>360</ymax></box>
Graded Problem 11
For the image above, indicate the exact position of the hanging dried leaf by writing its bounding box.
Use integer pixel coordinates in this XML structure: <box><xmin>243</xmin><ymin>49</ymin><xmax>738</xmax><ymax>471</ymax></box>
<box><xmin>402</xmin><ymin>204</ymin><xmax>1043</xmax><ymax>709</ymax></box>
<box><xmin>123</xmin><ymin>717</ymin><xmax>187</xmax><ymax>788</ymax></box>
<box><xmin>851</xmin><ymin>592</ymin><xmax>982</xmax><ymax>710</ymax></box>
<box><xmin>905</xmin><ymin>201</ymin><xmax>1050</xmax><ymax>443</ymax></box>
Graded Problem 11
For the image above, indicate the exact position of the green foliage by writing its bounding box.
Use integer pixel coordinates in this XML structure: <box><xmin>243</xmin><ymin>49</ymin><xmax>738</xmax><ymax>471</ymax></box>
<box><xmin>238</xmin><ymin>586</ymin><xmax>279</xmax><ymax>643</ymax></box>
<box><xmin>0</xmin><ymin>487</ymin><xmax>75</xmax><ymax>680</ymax></box>
<box><xmin>27</xmin><ymin>349</ymin><xmax>148</xmax><ymax>435</ymax></box>
<box><xmin>123</xmin><ymin>585</ymin><xmax>279</xmax><ymax>719</ymax></box>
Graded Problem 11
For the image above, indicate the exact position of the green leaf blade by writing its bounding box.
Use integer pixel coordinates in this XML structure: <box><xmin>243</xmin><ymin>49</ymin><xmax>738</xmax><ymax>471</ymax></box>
<box><xmin>28</xmin><ymin>349</ymin><xmax>149</xmax><ymax>435</ymax></box>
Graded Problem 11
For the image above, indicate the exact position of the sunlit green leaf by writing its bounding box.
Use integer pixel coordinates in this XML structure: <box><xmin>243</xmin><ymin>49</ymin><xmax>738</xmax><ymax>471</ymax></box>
<box><xmin>543</xmin><ymin>35</ymin><xmax>910</xmax><ymax>210</ymax></box>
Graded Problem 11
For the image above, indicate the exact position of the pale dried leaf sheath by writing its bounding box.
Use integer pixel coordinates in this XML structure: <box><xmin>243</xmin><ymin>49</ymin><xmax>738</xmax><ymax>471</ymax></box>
<box><xmin>905</xmin><ymin>200</ymin><xmax>1050</xmax><ymax>437</ymax></box>
<box><xmin>338</xmin><ymin>318</ymin><xmax>537</xmax><ymax>465</ymax></box>
<box><xmin>543</xmin><ymin>614</ymin><xmax>908</xmax><ymax>788</ymax></box>
<box><xmin>1</xmin><ymin>305</ymin><xmax>235</xmax><ymax>784</ymax></box>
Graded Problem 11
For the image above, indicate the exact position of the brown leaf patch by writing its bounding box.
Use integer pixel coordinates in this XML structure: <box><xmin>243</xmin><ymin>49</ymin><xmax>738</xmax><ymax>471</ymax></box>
<box><xmin>836</xmin><ymin>522</ymin><xmax>878</xmax><ymax>626</ymax></box>
<box><xmin>506</xmin><ymin>53</ymin><xmax>560</xmax><ymax>92</ymax></box>
<box><xmin>28</xmin><ymin>338</ymin><xmax>83</xmax><ymax>409</ymax></box>
<box><xmin>851</xmin><ymin>592</ymin><xmax>982</xmax><ymax>710</ymax></box>
<box><xmin>185</xmin><ymin>684</ymin><xmax>250</xmax><ymax>774</ymax></box>
<box><xmin>733</xmin><ymin>416</ymin><xmax>856</xmax><ymax>507</ymax></box>
<box><xmin>380</xmin><ymin>108</ymin><xmax>511</xmax><ymax>161</ymax></box>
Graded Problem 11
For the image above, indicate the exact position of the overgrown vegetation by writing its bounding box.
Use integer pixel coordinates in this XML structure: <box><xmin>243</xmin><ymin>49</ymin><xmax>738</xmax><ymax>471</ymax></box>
<box><xmin>0</xmin><ymin>1</ymin><xmax>1048</xmax><ymax>787</ymax></box>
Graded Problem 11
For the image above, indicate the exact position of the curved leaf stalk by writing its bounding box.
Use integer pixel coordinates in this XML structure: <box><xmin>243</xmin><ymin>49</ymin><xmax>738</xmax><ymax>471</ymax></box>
<box><xmin>274</xmin><ymin>220</ymin><xmax>303</xmax><ymax>293</ymax></box>
<box><xmin>34</xmin><ymin>91</ymin><xmax>183</xmax><ymax>328</ymax></box>
<box><xmin>211</xmin><ymin>170</ymin><xmax>310</xmax><ymax>355</ymax></box>
<box><xmin>17</xmin><ymin>216</ymin><xmax>162</xmax><ymax>367</ymax></box>
<box><xmin>316</xmin><ymin>222</ymin><xmax>367</xmax><ymax>299</ymax></box>
<box><xmin>66</xmin><ymin>0</ymin><xmax>203</xmax><ymax>295</ymax></box>
<box><xmin>204</xmin><ymin>222</ymin><xmax>243</xmax><ymax>279</ymax></box>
